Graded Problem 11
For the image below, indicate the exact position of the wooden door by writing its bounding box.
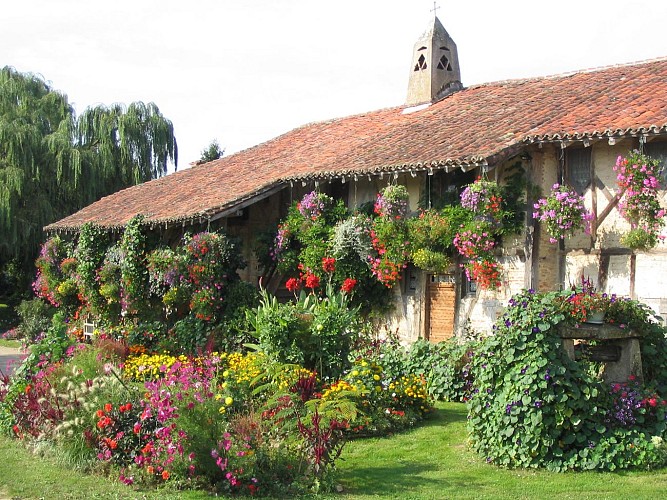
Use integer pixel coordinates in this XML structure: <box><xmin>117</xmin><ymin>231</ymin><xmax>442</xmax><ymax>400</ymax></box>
<box><xmin>426</xmin><ymin>274</ymin><xmax>456</xmax><ymax>343</ymax></box>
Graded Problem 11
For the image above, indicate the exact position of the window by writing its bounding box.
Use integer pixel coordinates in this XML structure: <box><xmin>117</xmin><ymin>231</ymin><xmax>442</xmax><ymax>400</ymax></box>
<box><xmin>414</xmin><ymin>54</ymin><xmax>427</xmax><ymax>71</ymax></box>
<box><xmin>566</xmin><ymin>148</ymin><xmax>592</xmax><ymax>194</ymax></box>
<box><xmin>463</xmin><ymin>272</ymin><xmax>477</xmax><ymax>296</ymax></box>
<box><xmin>83</xmin><ymin>316</ymin><xmax>97</xmax><ymax>342</ymax></box>
<box><xmin>644</xmin><ymin>141</ymin><xmax>667</xmax><ymax>182</ymax></box>
<box><xmin>403</xmin><ymin>264</ymin><xmax>419</xmax><ymax>295</ymax></box>
<box><xmin>437</xmin><ymin>55</ymin><xmax>452</xmax><ymax>71</ymax></box>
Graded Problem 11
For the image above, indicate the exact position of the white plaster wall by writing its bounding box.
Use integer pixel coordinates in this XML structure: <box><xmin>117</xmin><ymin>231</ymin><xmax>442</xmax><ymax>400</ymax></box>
<box><xmin>564</xmin><ymin>252</ymin><xmax>600</xmax><ymax>289</ymax></box>
<box><xmin>607</xmin><ymin>255</ymin><xmax>632</xmax><ymax>297</ymax></box>
<box><xmin>636</xmin><ymin>252</ymin><xmax>667</xmax><ymax>319</ymax></box>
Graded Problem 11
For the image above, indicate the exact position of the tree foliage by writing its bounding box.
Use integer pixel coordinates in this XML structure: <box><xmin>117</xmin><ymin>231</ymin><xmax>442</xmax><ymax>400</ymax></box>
<box><xmin>0</xmin><ymin>66</ymin><xmax>177</xmax><ymax>275</ymax></box>
<box><xmin>198</xmin><ymin>139</ymin><xmax>224</xmax><ymax>164</ymax></box>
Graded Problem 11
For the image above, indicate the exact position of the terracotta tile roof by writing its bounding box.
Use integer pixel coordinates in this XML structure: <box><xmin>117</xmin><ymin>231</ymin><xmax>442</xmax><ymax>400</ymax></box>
<box><xmin>46</xmin><ymin>57</ymin><xmax>667</xmax><ymax>231</ymax></box>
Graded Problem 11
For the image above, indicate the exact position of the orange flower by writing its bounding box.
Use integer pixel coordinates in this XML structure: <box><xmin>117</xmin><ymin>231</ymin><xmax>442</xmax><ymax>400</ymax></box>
<box><xmin>104</xmin><ymin>403</ymin><xmax>113</xmax><ymax>413</ymax></box>
<box><xmin>161</xmin><ymin>470</ymin><xmax>170</xmax><ymax>480</ymax></box>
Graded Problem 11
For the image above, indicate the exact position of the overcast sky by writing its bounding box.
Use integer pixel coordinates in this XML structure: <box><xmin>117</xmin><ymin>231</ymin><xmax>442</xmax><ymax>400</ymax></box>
<box><xmin>3</xmin><ymin>0</ymin><xmax>667</xmax><ymax>169</ymax></box>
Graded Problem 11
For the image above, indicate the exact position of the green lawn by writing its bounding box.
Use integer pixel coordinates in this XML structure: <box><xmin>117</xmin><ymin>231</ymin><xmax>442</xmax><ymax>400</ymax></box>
<box><xmin>1</xmin><ymin>403</ymin><xmax>667</xmax><ymax>499</ymax></box>
<box><xmin>0</xmin><ymin>339</ymin><xmax>21</xmax><ymax>348</ymax></box>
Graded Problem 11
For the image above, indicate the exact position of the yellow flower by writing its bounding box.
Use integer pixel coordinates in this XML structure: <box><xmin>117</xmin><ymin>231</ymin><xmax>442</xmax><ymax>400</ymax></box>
<box><xmin>225</xmin><ymin>396</ymin><xmax>234</xmax><ymax>406</ymax></box>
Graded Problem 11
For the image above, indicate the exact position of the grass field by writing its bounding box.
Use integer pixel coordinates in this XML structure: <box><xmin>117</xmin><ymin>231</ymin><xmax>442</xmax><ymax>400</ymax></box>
<box><xmin>2</xmin><ymin>402</ymin><xmax>667</xmax><ymax>499</ymax></box>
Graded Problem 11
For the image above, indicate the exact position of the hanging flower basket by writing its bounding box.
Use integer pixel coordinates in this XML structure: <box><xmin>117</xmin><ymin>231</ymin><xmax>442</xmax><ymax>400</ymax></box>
<box><xmin>533</xmin><ymin>183</ymin><xmax>593</xmax><ymax>244</ymax></box>
<box><xmin>614</xmin><ymin>151</ymin><xmax>666</xmax><ymax>250</ymax></box>
<box><xmin>460</xmin><ymin>178</ymin><xmax>504</xmax><ymax>213</ymax></box>
<box><xmin>374</xmin><ymin>185</ymin><xmax>410</xmax><ymax>220</ymax></box>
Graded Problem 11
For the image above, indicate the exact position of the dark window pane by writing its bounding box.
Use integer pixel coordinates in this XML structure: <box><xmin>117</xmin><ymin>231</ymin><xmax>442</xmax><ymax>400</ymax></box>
<box><xmin>644</xmin><ymin>141</ymin><xmax>667</xmax><ymax>182</ymax></box>
<box><xmin>567</xmin><ymin>148</ymin><xmax>591</xmax><ymax>194</ymax></box>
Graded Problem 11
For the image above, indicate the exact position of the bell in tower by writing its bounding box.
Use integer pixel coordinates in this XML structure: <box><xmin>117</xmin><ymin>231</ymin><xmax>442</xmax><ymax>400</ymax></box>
<box><xmin>406</xmin><ymin>15</ymin><xmax>462</xmax><ymax>106</ymax></box>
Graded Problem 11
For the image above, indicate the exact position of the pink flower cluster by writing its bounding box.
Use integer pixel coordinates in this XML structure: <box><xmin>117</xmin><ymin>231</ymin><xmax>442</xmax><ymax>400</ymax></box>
<box><xmin>453</xmin><ymin>227</ymin><xmax>495</xmax><ymax>259</ymax></box>
<box><xmin>297</xmin><ymin>191</ymin><xmax>328</xmax><ymax>220</ymax></box>
<box><xmin>533</xmin><ymin>184</ymin><xmax>593</xmax><ymax>244</ymax></box>
<box><xmin>614</xmin><ymin>153</ymin><xmax>666</xmax><ymax>238</ymax></box>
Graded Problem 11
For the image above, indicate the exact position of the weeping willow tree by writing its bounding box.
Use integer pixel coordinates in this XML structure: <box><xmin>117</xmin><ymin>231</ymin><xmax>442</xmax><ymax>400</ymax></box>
<box><xmin>0</xmin><ymin>66</ymin><xmax>177</xmax><ymax>285</ymax></box>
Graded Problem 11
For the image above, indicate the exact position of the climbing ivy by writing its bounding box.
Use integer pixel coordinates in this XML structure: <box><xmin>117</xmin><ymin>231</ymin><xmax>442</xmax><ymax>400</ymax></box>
<box><xmin>74</xmin><ymin>223</ymin><xmax>108</xmax><ymax>314</ymax></box>
<box><xmin>119</xmin><ymin>215</ymin><xmax>148</xmax><ymax>316</ymax></box>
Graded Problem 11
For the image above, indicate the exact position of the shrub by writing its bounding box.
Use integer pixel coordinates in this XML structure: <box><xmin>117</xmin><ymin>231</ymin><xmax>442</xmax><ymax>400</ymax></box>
<box><xmin>468</xmin><ymin>288</ymin><xmax>667</xmax><ymax>471</ymax></box>
<box><xmin>16</xmin><ymin>298</ymin><xmax>55</xmax><ymax>342</ymax></box>
<box><xmin>355</xmin><ymin>336</ymin><xmax>475</xmax><ymax>403</ymax></box>
<box><xmin>250</xmin><ymin>288</ymin><xmax>361</xmax><ymax>380</ymax></box>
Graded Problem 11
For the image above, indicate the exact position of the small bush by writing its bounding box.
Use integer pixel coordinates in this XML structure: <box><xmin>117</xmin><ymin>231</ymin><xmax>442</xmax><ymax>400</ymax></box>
<box><xmin>16</xmin><ymin>299</ymin><xmax>55</xmax><ymax>342</ymax></box>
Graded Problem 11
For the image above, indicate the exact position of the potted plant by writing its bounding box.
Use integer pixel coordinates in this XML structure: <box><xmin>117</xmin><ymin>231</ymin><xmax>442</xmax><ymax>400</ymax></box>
<box><xmin>533</xmin><ymin>183</ymin><xmax>593</xmax><ymax>244</ymax></box>
<box><xmin>460</xmin><ymin>177</ymin><xmax>505</xmax><ymax>225</ymax></box>
<box><xmin>614</xmin><ymin>151</ymin><xmax>666</xmax><ymax>250</ymax></box>
<box><xmin>374</xmin><ymin>184</ymin><xmax>410</xmax><ymax>220</ymax></box>
<box><xmin>566</xmin><ymin>276</ymin><xmax>612</xmax><ymax>324</ymax></box>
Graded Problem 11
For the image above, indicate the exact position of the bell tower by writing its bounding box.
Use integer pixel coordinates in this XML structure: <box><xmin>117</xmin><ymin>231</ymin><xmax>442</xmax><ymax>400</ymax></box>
<box><xmin>406</xmin><ymin>15</ymin><xmax>462</xmax><ymax>106</ymax></box>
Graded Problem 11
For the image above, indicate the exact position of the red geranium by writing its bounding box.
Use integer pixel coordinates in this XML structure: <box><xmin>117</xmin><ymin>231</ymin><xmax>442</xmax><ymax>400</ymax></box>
<box><xmin>305</xmin><ymin>273</ymin><xmax>320</xmax><ymax>289</ymax></box>
<box><xmin>341</xmin><ymin>278</ymin><xmax>357</xmax><ymax>293</ymax></box>
<box><xmin>322</xmin><ymin>257</ymin><xmax>336</xmax><ymax>273</ymax></box>
<box><xmin>285</xmin><ymin>277</ymin><xmax>301</xmax><ymax>292</ymax></box>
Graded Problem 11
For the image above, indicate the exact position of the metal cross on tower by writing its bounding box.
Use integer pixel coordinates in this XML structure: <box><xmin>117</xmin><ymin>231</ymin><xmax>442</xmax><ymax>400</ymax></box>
<box><xmin>431</xmin><ymin>2</ymin><xmax>440</xmax><ymax>17</ymax></box>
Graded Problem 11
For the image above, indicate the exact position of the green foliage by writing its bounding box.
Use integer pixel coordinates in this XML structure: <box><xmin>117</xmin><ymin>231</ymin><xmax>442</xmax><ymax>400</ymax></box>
<box><xmin>31</xmin><ymin>227</ymin><xmax>250</xmax><ymax>351</ymax></box>
<box><xmin>75</xmin><ymin>223</ymin><xmax>109</xmax><ymax>315</ymax></box>
<box><xmin>249</xmin><ymin>288</ymin><xmax>361</xmax><ymax>380</ymax></box>
<box><xmin>213</xmin><ymin>280</ymin><xmax>259</xmax><ymax>352</ymax></box>
<box><xmin>14</xmin><ymin>312</ymin><xmax>75</xmax><ymax>379</ymax></box>
<box><xmin>615</xmin><ymin>151</ymin><xmax>666</xmax><ymax>249</ymax></box>
<box><xmin>276</xmin><ymin>192</ymin><xmax>348</xmax><ymax>275</ymax></box>
<box><xmin>119</xmin><ymin>216</ymin><xmax>148</xmax><ymax>317</ymax></box>
<box><xmin>620</xmin><ymin>228</ymin><xmax>659</xmax><ymax>250</ymax></box>
<box><xmin>354</xmin><ymin>335</ymin><xmax>476</xmax><ymax>402</ymax></box>
<box><xmin>410</xmin><ymin>248</ymin><xmax>451</xmax><ymax>272</ymax></box>
<box><xmin>274</xmin><ymin>193</ymin><xmax>391</xmax><ymax>311</ymax></box>
<box><xmin>15</xmin><ymin>298</ymin><xmax>55</xmax><ymax>342</ymax></box>
<box><xmin>164</xmin><ymin>317</ymin><xmax>210</xmax><ymax>356</ymax></box>
<box><xmin>468</xmin><ymin>288</ymin><xmax>667</xmax><ymax>471</ymax></box>
<box><xmin>0</xmin><ymin>67</ymin><xmax>176</xmax><ymax>278</ymax></box>
<box><xmin>498</xmin><ymin>162</ymin><xmax>529</xmax><ymax>236</ymax></box>
<box><xmin>97</xmin><ymin>244</ymin><xmax>123</xmax><ymax>319</ymax></box>
<box><xmin>198</xmin><ymin>139</ymin><xmax>224</xmax><ymax>164</ymax></box>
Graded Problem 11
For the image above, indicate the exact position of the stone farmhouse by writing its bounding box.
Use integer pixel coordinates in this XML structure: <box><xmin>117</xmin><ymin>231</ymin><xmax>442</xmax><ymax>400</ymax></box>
<box><xmin>46</xmin><ymin>16</ymin><xmax>667</xmax><ymax>342</ymax></box>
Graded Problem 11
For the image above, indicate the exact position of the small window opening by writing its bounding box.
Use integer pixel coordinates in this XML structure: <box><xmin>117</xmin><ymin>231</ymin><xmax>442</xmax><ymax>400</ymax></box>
<box><xmin>437</xmin><ymin>55</ymin><xmax>452</xmax><ymax>71</ymax></box>
<box><xmin>644</xmin><ymin>141</ymin><xmax>667</xmax><ymax>182</ymax></box>
<box><xmin>414</xmin><ymin>54</ymin><xmax>428</xmax><ymax>71</ymax></box>
<box><xmin>440</xmin><ymin>46</ymin><xmax>450</xmax><ymax>51</ymax></box>
<box><xmin>418</xmin><ymin>46</ymin><xmax>427</xmax><ymax>51</ymax></box>
<box><xmin>566</xmin><ymin>148</ymin><xmax>592</xmax><ymax>195</ymax></box>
